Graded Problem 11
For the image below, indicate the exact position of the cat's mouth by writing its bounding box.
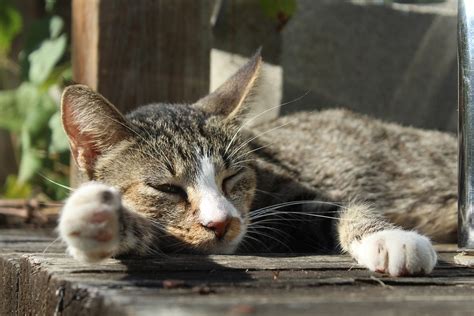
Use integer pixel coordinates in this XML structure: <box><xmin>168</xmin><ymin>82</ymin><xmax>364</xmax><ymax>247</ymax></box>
<box><xmin>163</xmin><ymin>217</ymin><xmax>246</xmax><ymax>254</ymax></box>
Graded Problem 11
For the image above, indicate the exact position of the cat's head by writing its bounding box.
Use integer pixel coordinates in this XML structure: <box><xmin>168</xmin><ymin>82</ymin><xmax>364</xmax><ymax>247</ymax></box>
<box><xmin>61</xmin><ymin>51</ymin><xmax>262</xmax><ymax>254</ymax></box>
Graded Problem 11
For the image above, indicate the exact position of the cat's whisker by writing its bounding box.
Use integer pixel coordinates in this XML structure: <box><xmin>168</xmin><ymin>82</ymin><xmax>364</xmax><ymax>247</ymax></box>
<box><xmin>231</xmin><ymin>162</ymin><xmax>256</xmax><ymax>171</ymax></box>
<box><xmin>42</xmin><ymin>235</ymin><xmax>62</xmax><ymax>254</ymax></box>
<box><xmin>149</xmin><ymin>143</ymin><xmax>175</xmax><ymax>171</ymax></box>
<box><xmin>250</xmin><ymin>211</ymin><xmax>345</xmax><ymax>222</ymax></box>
<box><xmin>233</xmin><ymin>143</ymin><xmax>274</xmax><ymax>161</ymax></box>
<box><xmin>250</xmin><ymin>218</ymin><xmax>315</xmax><ymax>226</ymax></box>
<box><xmin>224</xmin><ymin>90</ymin><xmax>310</xmax><ymax>155</ymax></box>
<box><xmin>139</xmin><ymin>147</ymin><xmax>173</xmax><ymax>172</ymax></box>
<box><xmin>249</xmin><ymin>216</ymin><xmax>309</xmax><ymax>229</ymax></box>
<box><xmin>234</xmin><ymin>158</ymin><xmax>257</xmax><ymax>164</ymax></box>
<box><xmin>245</xmin><ymin>229</ymin><xmax>292</xmax><ymax>252</ymax></box>
<box><xmin>101</xmin><ymin>113</ymin><xmax>150</xmax><ymax>146</ymax></box>
<box><xmin>38</xmin><ymin>173</ymin><xmax>73</xmax><ymax>192</ymax></box>
<box><xmin>147</xmin><ymin>219</ymin><xmax>169</xmax><ymax>233</ymax></box>
<box><xmin>247</xmin><ymin>224</ymin><xmax>293</xmax><ymax>240</ymax></box>
<box><xmin>139</xmin><ymin>219</ymin><xmax>176</xmax><ymax>258</ymax></box>
<box><xmin>146</xmin><ymin>246</ymin><xmax>169</xmax><ymax>259</ymax></box>
<box><xmin>231</xmin><ymin>159</ymin><xmax>258</xmax><ymax>169</ymax></box>
<box><xmin>254</xmin><ymin>189</ymin><xmax>286</xmax><ymax>201</ymax></box>
<box><xmin>250</xmin><ymin>209</ymin><xmax>342</xmax><ymax>218</ymax></box>
<box><xmin>240</xmin><ymin>234</ymin><xmax>272</xmax><ymax>252</ymax></box>
<box><xmin>228</xmin><ymin>121</ymin><xmax>293</xmax><ymax>160</ymax></box>
<box><xmin>236</xmin><ymin>239</ymin><xmax>252</xmax><ymax>252</ymax></box>
<box><xmin>136</xmin><ymin>233</ymin><xmax>170</xmax><ymax>258</ymax></box>
<box><xmin>249</xmin><ymin>200</ymin><xmax>345</xmax><ymax>217</ymax></box>
<box><xmin>253</xmin><ymin>199</ymin><xmax>345</xmax><ymax>210</ymax></box>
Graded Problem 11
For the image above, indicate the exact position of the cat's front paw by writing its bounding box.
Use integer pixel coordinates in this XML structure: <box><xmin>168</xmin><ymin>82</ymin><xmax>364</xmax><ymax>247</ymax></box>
<box><xmin>350</xmin><ymin>229</ymin><xmax>437</xmax><ymax>277</ymax></box>
<box><xmin>59</xmin><ymin>182</ymin><xmax>122</xmax><ymax>262</ymax></box>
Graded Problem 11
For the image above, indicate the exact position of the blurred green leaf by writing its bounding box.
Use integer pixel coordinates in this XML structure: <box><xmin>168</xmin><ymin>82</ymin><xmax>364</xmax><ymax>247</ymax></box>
<box><xmin>260</xmin><ymin>0</ymin><xmax>296</xmax><ymax>20</ymax></box>
<box><xmin>45</xmin><ymin>0</ymin><xmax>57</xmax><ymax>13</ymax></box>
<box><xmin>28</xmin><ymin>33</ymin><xmax>66</xmax><ymax>85</ymax></box>
<box><xmin>40</xmin><ymin>62</ymin><xmax>71</xmax><ymax>89</ymax></box>
<box><xmin>48</xmin><ymin>111</ymin><xmax>69</xmax><ymax>153</ymax></box>
<box><xmin>0</xmin><ymin>0</ymin><xmax>22</xmax><ymax>54</ymax></box>
<box><xmin>20</xmin><ymin>16</ymin><xmax>65</xmax><ymax>80</ymax></box>
<box><xmin>1</xmin><ymin>8</ymin><xmax>70</xmax><ymax>200</ymax></box>
<box><xmin>1</xmin><ymin>175</ymin><xmax>32</xmax><ymax>199</ymax></box>
<box><xmin>15</xmin><ymin>82</ymin><xmax>39</xmax><ymax>114</ymax></box>
<box><xmin>49</xmin><ymin>15</ymin><xmax>63</xmax><ymax>38</ymax></box>
<box><xmin>23</xmin><ymin>93</ymin><xmax>56</xmax><ymax>135</ymax></box>
<box><xmin>0</xmin><ymin>89</ymin><xmax>22</xmax><ymax>131</ymax></box>
<box><xmin>18</xmin><ymin>128</ymin><xmax>43</xmax><ymax>182</ymax></box>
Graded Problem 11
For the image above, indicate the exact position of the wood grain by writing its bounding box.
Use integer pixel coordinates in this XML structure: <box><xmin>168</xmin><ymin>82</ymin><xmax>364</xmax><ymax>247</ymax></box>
<box><xmin>72</xmin><ymin>0</ymin><xmax>211</xmax><ymax>112</ymax></box>
<box><xmin>1</xmin><ymin>229</ymin><xmax>474</xmax><ymax>315</ymax></box>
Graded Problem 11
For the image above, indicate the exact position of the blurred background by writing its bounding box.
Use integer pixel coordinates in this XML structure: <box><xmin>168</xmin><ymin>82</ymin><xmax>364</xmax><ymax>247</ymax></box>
<box><xmin>0</xmin><ymin>0</ymin><xmax>457</xmax><ymax>220</ymax></box>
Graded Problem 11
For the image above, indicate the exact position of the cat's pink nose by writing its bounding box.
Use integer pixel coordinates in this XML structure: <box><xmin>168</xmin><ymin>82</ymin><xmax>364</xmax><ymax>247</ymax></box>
<box><xmin>203</xmin><ymin>218</ymin><xmax>231</xmax><ymax>239</ymax></box>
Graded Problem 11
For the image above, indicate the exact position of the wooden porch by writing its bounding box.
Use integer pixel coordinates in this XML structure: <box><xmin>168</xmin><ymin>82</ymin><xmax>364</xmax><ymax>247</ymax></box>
<box><xmin>1</xmin><ymin>229</ymin><xmax>473</xmax><ymax>315</ymax></box>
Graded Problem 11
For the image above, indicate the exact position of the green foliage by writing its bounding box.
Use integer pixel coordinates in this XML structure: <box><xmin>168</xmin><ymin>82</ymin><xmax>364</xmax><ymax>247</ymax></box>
<box><xmin>0</xmin><ymin>4</ymin><xmax>71</xmax><ymax>200</ymax></box>
<box><xmin>259</xmin><ymin>0</ymin><xmax>296</xmax><ymax>31</ymax></box>
<box><xmin>48</xmin><ymin>111</ymin><xmax>70</xmax><ymax>153</ymax></box>
<box><xmin>1</xmin><ymin>175</ymin><xmax>32</xmax><ymax>199</ymax></box>
<box><xmin>28</xmin><ymin>16</ymin><xmax>67</xmax><ymax>85</ymax></box>
<box><xmin>260</xmin><ymin>0</ymin><xmax>296</xmax><ymax>20</ymax></box>
<box><xmin>393</xmin><ymin>0</ymin><xmax>445</xmax><ymax>3</ymax></box>
<box><xmin>0</xmin><ymin>0</ymin><xmax>22</xmax><ymax>55</ymax></box>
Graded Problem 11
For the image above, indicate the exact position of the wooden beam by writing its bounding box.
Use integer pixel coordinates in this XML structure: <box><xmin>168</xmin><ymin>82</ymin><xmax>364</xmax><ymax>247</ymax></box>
<box><xmin>72</xmin><ymin>0</ymin><xmax>211</xmax><ymax>109</ymax></box>
<box><xmin>71</xmin><ymin>0</ymin><xmax>211</xmax><ymax>184</ymax></box>
<box><xmin>72</xmin><ymin>0</ymin><xmax>210</xmax><ymax>111</ymax></box>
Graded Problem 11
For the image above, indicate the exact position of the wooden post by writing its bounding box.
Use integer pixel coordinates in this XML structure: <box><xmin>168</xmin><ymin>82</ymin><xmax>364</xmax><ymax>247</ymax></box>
<box><xmin>71</xmin><ymin>0</ymin><xmax>211</xmax><ymax>184</ymax></box>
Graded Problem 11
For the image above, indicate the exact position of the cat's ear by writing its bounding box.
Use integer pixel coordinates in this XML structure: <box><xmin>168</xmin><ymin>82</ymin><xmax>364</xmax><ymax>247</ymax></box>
<box><xmin>194</xmin><ymin>49</ymin><xmax>262</xmax><ymax>121</ymax></box>
<box><xmin>61</xmin><ymin>85</ymin><xmax>131</xmax><ymax>178</ymax></box>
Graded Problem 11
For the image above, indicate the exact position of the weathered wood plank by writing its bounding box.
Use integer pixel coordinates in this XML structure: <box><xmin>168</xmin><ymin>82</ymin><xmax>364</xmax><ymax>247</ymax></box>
<box><xmin>1</xmin><ymin>229</ymin><xmax>474</xmax><ymax>315</ymax></box>
<box><xmin>72</xmin><ymin>0</ymin><xmax>211</xmax><ymax>113</ymax></box>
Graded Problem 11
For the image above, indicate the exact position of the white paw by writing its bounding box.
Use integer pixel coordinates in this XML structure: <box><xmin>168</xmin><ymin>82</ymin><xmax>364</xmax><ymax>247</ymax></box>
<box><xmin>350</xmin><ymin>229</ymin><xmax>437</xmax><ymax>277</ymax></box>
<box><xmin>59</xmin><ymin>182</ymin><xmax>122</xmax><ymax>262</ymax></box>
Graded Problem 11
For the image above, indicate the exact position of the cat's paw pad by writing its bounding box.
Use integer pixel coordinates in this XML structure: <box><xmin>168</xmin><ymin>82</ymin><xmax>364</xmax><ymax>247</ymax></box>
<box><xmin>350</xmin><ymin>229</ymin><xmax>437</xmax><ymax>277</ymax></box>
<box><xmin>59</xmin><ymin>182</ymin><xmax>122</xmax><ymax>262</ymax></box>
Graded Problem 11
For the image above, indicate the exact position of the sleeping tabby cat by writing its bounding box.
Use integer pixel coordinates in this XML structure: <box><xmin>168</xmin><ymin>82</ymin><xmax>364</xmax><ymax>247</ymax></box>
<box><xmin>59</xmin><ymin>51</ymin><xmax>456</xmax><ymax>277</ymax></box>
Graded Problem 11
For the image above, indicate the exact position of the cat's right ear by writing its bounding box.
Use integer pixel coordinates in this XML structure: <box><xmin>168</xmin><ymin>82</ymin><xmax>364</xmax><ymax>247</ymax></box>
<box><xmin>193</xmin><ymin>49</ymin><xmax>262</xmax><ymax>122</ymax></box>
<box><xmin>61</xmin><ymin>85</ymin><xmax>131</xmax><ymax>179</ymax></box>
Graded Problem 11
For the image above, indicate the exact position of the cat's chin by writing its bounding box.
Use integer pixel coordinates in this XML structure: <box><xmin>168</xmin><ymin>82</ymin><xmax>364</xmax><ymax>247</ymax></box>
<box><xmin>210</xmin><ymin>226</ymin><xmax>247</xmax><ymax>255</ymax></box>
<box><xmin>189</xmin><ymin>237</ymin><xmax>242</xmax><ymax>255</ymax></box>
<box><xmin>190</xmin><ymin>233</ymin><xmax>246</xmax><ymax>255</ymax></box>
<box><xmin>164</xmin><ymin>222</ymin><xmax>247</xmax><ymax>255</ymax></box>
<box><xmin>158</xmin><ymin>232</ymin><xmax>244</xmax><ymax>255</ymax></box>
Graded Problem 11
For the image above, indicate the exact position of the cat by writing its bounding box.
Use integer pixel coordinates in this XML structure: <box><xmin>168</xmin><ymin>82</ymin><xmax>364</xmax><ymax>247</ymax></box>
<box><xmin>58</xmin><ymin>51</ymin><xmax>455</xmax><ymax>277</ymax></box>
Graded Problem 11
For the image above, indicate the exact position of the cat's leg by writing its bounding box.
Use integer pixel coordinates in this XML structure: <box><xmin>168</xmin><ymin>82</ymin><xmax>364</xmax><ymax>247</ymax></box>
<box><xmin>59</xmin><ymin>182</ymin><xmax>152</xmax><ymax>262</ymax></box>
<box><xmin>338</xmin><ymin>203</ymin><xmax>437</xmax><ymax>277</ymax></box>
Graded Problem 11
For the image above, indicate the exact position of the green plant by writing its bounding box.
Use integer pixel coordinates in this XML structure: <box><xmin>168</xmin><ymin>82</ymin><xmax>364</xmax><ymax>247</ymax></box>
<box><xmin>0</xmin><ymin>0</ymin><xmax>71</xmax><ymax>200</ymax></box>
<box><xmin>260</xmin><ymin>0</ymin><xmax>296</xmax><ymax>31</ymax></box>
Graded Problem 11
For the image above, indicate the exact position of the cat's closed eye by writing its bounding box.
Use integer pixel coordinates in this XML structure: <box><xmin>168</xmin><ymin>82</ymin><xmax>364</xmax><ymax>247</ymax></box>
<box><xmin>222</xmin><ymin>170</ymin><xmax>244</xmax><ymax>195</ymax></box>
<box><xmin>147</xmin><ymin>183</ymin><xmax>188</xmax><ymax>199</ymax></box>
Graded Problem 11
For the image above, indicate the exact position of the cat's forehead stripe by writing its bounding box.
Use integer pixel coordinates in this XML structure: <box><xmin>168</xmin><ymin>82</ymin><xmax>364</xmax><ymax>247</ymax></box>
<box><xmin>196</xmin><ymin>155</ymin><xmax>239</xmax><ymax>223</ymax></box>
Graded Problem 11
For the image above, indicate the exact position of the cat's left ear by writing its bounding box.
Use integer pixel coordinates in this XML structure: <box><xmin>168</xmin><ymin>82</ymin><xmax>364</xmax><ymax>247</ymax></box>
<box><xmin>61</xmin><ymin>85</ymin><xmax>132</xmax><ymax>179</ymax></box>
<box><xmin>194</xmin><ymin>49</ymin><xmax>262</xmax><ymax>122</ymax></box>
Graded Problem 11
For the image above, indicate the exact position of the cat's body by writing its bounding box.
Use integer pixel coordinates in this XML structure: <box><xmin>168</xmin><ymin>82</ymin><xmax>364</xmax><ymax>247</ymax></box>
<box><xmin>251</xmin><ymin>109</ymin><xmax>457</xmax><ymax>247</ymax></box>
<box><xmin>59</xmin><ymin>52</ymin><xmax>447</xmax><ymax>276</ymax></box>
